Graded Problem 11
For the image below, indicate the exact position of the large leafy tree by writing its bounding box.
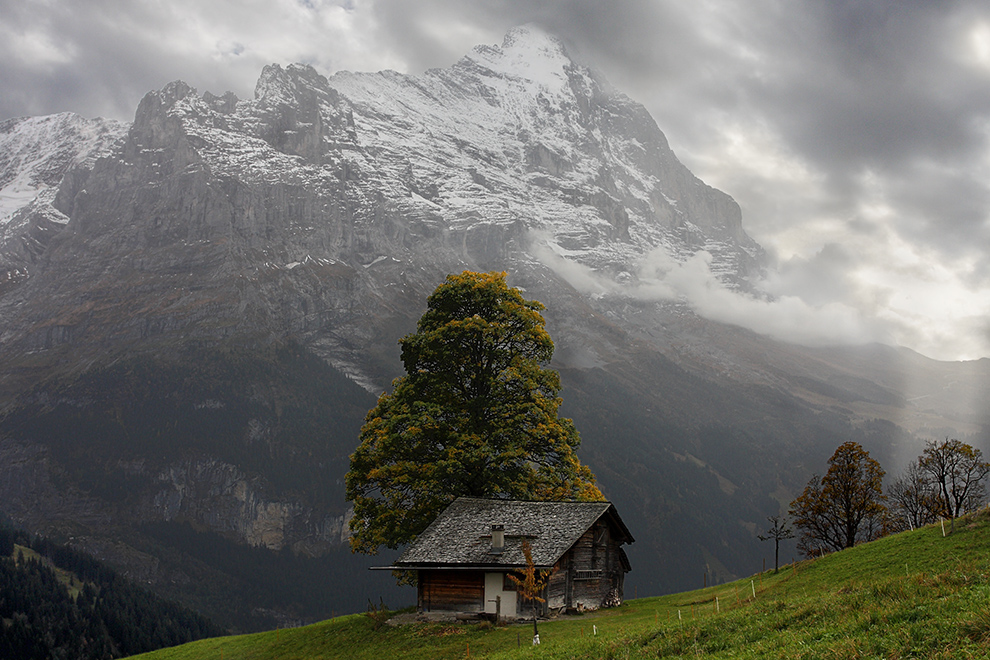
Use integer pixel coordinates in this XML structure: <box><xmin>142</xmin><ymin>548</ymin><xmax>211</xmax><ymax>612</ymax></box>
<box><xmin>346</xmin><ymin>271</ymin><xmax>601</xmax><ymax>554</ymax></box>
<box><xmin>790</xmin><ymin>441</ymin><xmax>887</xmax><ymax>555</ymax></box>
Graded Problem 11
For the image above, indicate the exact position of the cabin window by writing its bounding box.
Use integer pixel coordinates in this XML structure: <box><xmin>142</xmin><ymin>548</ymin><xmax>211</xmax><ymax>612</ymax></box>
<box><xmin>574</xmin><ymin>569</ymin><xmax>603</xmax><ymax>581</ymax></box>
<box><xmin>502</xmin><ymin>573</ymin><xmax>517</xmax><ymax>591</ymax></box>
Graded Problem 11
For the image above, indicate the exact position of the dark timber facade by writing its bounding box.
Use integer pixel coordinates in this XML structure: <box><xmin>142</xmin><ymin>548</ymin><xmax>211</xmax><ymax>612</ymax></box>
<box><xmin>384</xmin><ymin>498</ymin><xmax>634</xmax><ymax>618</ymax></box>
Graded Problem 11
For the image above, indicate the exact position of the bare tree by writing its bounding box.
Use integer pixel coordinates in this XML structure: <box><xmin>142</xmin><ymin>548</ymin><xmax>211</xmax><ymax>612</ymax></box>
<box><xmin>757</xmin><ymin>515</ymin><xmax>795</xmax><ymax>573</ymax></box>
<box><xmin>887</xmin><ymin>459</ymin><xmax>939</xmax><ymax>531</ymax></box>
<box><xmin>918</xmin><ymin>438</ymin><xmax>990</xmax><ymax>532</ymax></box>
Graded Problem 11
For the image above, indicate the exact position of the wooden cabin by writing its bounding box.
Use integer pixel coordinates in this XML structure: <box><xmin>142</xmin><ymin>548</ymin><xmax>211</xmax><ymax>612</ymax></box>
<box><xmin>384</xmin><ymin>497</ymin><xmax>634</xmax><ymax>618</ymax></box>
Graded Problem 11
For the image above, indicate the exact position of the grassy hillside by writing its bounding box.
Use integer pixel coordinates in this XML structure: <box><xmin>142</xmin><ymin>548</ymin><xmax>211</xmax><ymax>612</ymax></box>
<box><xmin>129</xmin><ymin>510</ymin><xmax>990</xmax><ymax>659</ymax></box>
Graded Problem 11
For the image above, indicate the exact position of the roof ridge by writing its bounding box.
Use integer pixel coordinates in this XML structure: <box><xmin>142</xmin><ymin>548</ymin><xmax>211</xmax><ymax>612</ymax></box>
<box><xmin>454</xmin><ymin>496</ymin><xmax>612</xmax><ymax>505</ymax></box>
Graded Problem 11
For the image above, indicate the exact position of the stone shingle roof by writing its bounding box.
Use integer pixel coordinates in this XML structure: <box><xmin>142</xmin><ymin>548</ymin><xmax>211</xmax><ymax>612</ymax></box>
<box><xmin>394</xmin><ymin>497</ymin><xmax>633</xmax><ymax>569</ymax></box>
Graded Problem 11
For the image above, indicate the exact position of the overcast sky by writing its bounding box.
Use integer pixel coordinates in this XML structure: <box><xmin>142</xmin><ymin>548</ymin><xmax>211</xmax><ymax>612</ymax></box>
<box><xmin>2</xmin><ymin>0</ymin><xmax>988</xmax><ymax>361</ymax></box>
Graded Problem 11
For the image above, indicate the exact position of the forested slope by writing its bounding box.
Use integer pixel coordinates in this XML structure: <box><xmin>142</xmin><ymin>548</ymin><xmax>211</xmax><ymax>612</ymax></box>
<box><xmin>0</xmin><ymin>524</ymin><xmax>224</xmax><ymax>660</ymax></box>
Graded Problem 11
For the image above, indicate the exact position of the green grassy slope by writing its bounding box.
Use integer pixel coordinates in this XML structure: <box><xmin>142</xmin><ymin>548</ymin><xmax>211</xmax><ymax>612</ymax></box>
<box><xmin>129</xmin><ymin>510</ymin><xmax>990</xmax><ymax>659</ymax></box>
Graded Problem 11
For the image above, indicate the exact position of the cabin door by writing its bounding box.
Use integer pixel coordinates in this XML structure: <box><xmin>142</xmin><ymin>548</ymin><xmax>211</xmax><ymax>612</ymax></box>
<box><xmin>484</xmin><ymin>573</ymin><xmax>517</xmax><ymax>618</ymax></box>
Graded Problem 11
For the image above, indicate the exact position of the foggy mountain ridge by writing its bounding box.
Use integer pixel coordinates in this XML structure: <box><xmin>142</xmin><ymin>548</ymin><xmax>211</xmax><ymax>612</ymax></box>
<box><xmin>0</xmin><ymin>25</ymin><xmax>986</xmax><ymax>630</ymax></box>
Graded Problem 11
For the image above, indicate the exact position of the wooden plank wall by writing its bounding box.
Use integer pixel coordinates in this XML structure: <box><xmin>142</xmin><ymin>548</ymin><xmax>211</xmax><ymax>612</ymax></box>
<box><xmin>419</xmin><ymin>570</ymin><xmax>484</xmax><ymax>612</ymax></box>
<box><xmin>562</xmin><ymin>520</ymin><xmax>626</xmax><ymax>610</ymax></box>
<box><xmin>547</xmin><ymin>557</ymin><xmax>569</xmax><ymax>610</ymax></box>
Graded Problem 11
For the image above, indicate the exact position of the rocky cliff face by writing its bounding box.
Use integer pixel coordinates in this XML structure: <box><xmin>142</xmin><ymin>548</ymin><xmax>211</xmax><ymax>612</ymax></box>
<box><xmin>0</xmin><ymin>27</ymin><xmax>765</xmax><ymax>385</ymax></box>
<box><xmin>0</xmin><ymin>26</ymin><xmax>985</xmax><ymax>629</ymax></box>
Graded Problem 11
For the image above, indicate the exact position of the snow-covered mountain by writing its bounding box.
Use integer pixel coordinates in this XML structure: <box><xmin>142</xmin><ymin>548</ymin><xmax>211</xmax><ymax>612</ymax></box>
<box><xmin>0</xmin><ymin>113</ymin><xmax>126</xmax><ymax>220</ymax></box>
<box><xmin>0</xmin><ymin>113</ymin><xmax>127</xmax><ymax>292</ymax></box>
<box><xmin>0</xmin><ymin>26</ymin><xmax>985</xmax><ymax>629</ymax></box>
<box><xmin>327</xmin><ymin>27</ymin><xmax>762</xmax><ymax>280</ymax></box>
<box><xmin>0</xmin><ymin>26</ymin><xmax>764</xmax><ymax>387</ymax></box>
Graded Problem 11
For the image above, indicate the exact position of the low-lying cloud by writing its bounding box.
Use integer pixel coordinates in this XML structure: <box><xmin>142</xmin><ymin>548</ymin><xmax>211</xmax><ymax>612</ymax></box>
<box><xmin>535</xmin><ymin>234</ymin><xmax>990</xmax><ymax>361</ymax></box>
<box><xmin>535</xmin><ymin>238</ymin><xmax>879</xmax><ymax>347</ymax></box>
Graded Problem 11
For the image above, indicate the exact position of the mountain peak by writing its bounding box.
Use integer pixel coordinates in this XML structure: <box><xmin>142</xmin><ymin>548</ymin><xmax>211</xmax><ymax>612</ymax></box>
<box><xmin>254</xmin><ymin>63</ymin><xmax>334</xmax><ymax>106</ymax></box>
<box><xmin>501</xmin><ymin>24</ymin><xmax>569</xmax><ymax>57</ymax></box>
<box><xmin>465</xmin><ymin>24</ymin><xmax>573</xmax><ymax>89</ymax></box>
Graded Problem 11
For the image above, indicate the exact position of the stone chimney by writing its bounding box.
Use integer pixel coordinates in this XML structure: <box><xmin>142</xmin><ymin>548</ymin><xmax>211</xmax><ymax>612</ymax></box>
<box><xmin>490</xmin><ymin>524</ymin><xmax>505</xmax><ymax>554</ymax></box>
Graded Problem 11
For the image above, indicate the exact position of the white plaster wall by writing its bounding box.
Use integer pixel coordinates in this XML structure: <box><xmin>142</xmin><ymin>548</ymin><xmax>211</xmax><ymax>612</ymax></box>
<box><xmin>484</xmin><ymin>572</ymin><xmax>517</xmax><ymax>618</ymax></box>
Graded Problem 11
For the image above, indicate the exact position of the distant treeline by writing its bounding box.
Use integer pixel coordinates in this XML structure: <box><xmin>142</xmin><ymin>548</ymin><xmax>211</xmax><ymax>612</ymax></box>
<box><xmin>0</xmin><ymin>524</ymin><xmax>224</xmax><ymax>660</ymax></box>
